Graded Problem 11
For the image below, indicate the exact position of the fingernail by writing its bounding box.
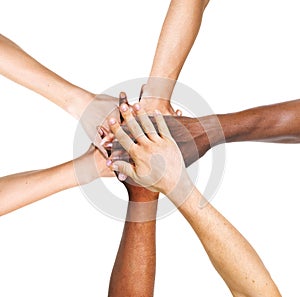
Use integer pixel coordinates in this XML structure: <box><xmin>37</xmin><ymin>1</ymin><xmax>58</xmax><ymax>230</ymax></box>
<box><xmin>120</xmin><ymin>104</ymin><xmax>128</xmax><ymax>112</ymax></box>
<box><xmin>106</xmin><ymin>159</ymin><xmax>112</xmax><ymax>167</ymax></box>
<box><xmin>134</xmin><ymin>103</ymin><xmax>141</xmax><ymax>111</ymax></box>
<box><xmin>118</xmin><ymin>173</ymin><xmax>127</xmax><ymax>181</ymax></box>
<box><xmin>109</xmin><ymin>118</ymin><xmax>116</xmax><ymax>125</ymax></box>
<box><xmin>120</xmin><ymin>92</ymin><xmax>126</xmax><ymax>99</ymax></box>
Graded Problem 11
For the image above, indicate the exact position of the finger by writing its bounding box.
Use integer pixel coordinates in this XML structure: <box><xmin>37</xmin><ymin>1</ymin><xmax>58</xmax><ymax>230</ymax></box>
<box><xmin>117</xmin><ymin>172</ymin><xmax>127</xmax><ymax>181</ymax></box>
<box><xmin>119</xmin><ymin>103</ymin><xmax>148</xmax><ymax>144</ymax></box>
<box><xmin>154</xmin><ymin>110</ymin><xmax>172</xmax><ymax>139</ymax></box>
<box><xmin>176</xmin><ymin>109</ymin><xmax>182</xmax><ymax>116</ymax></box>
<box><xmin>133</xmin><ymin>103</ymin><xmax>159</xmax><ymax>141</ymax></box>
<box><xmin>99</xmin><ymin>133</ymin><xmax>114</xmax><ymax>147</ymax></box>
<box><xmin>119</xmin><ymin>92</ymin><xmax>129</xmax><ymax>122</ymax></box>
<box><xmin>93</xmin><ymin>133</ymin><xmax>109</xmax><ymax>158</ymax></box>
<box><xmin>119</xmin><ymin>91</ymin><xmax>128</xmax><ymax>106</ymax></box>
<box><xmin>111</xmin><ymin>160</ymin><xmax>135</xmax><ymax>180</ymax></box>
<box><xmin>109</xmin><ymin>118</ymin><xmax>135</xmax><ymax>153</ymax></box>
<box><xmin>97</xmin><ymin>126</ymin><xmax>104</xmax><ymax>136</ymax></box>
<box><xmin>139</xmin><ymin>84</ymin><xmax>146</xmax><ymax>101</ymax></box>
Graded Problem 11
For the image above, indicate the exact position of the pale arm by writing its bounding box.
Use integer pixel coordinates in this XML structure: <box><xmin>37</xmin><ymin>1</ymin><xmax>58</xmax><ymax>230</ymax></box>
<box><xmin>141</xmin><ymin>0</ymin><xmax>210</xmax><ymax>114</ymax></box>
<box><xmin>0</xmin><ymin>34</ymin><xmax>94</xmax><ymax>119</ymax></box>
<box><xmin>179</xmin><ymin>189</ymin><xmax>281</xmax><ymax>297</ymax></box>
<box><xmin>0</xmin><ymin>145</ymin><xmax>112</xmax><ymax>216</ymax></box>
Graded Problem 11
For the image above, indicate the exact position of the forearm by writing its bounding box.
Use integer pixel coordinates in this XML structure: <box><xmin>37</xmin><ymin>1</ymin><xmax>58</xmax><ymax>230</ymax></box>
<box><xmin>149</xmin><ymin>0</ymin><xmax>209</xmax><ymax>80</ymax></box>
<box><xmin>0</xmin><ymin>160</ymin><xmax>77</xmax><ymax>216</ymax></box>
<box><xmin>108</xmin><ymin>188</ymin><xmax>157</xmax><ymax>297</ymax></box>
<box><xmin>178</xmin><ymin>188</ymin><xmax>281</xmax><ymax>297</ymax></box>
<box><xmin>108</xmin><ymin>220</ymin><xmax>156</xmax><ymax>297</ymax></box>
<box><xmin>183</xmin><ymin>99</ymin><xmax>300</xmax><ymax>162</ymax></box>
<box><xmin>113</xmin><ymin>99</ymin><xmax>300</xmax><ymax>166</ymax></box>
<box><xmin>142</xmin><ymin>0</ymin><xmax>209</xmax><ymax>103</ymax></box>
<box><xmin>0</xmin><ymin>34</ymin><xmax>94</xmax><ymax>118</ymax></box>
<box><xmin>218</xmin><ymin>99</ymin><xmax>300</xmax><ymax>144</ymax></box>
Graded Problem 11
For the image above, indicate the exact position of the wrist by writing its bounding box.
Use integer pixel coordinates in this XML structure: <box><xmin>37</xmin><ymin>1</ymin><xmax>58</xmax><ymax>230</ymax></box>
<box><xmin>165</xmin><ymin>169</ymin><xmax>196</xmax><ymax>207</ymax></box>
<box><xmin>127</xmin><ymin>188</ymin><xmax>159</xmax><ymax>202</ymax></box>
<box><xmin>194</xmin><ymin>115</ymin><xmax>226</xmax><ymax>148</ymax></box>
<box><xmin>142</xmin><ymin>77</ymin><xmax>176</xmax><ymax>101</ymax></box>
<box><xmin>178</xmin><ymin>187</ymin><xmax>209</xmax><ymax>218</ymax></box>
<box><xmin>66</xmin><ymin>88</ymin><xmax>95</xmax><ymax>119</ymax></box>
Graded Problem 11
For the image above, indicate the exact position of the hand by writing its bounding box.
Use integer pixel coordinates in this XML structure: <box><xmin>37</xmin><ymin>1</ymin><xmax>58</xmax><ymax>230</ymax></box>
<box><xmin>107</xmin><ymin>103</ymin><xmax>194</xmax><ymax>204</ymax></box>
<box><xmin>79</xmin><ymin>94</ymin><xmax>119</xmax><ymax>155</ymax></box>
<box><xmin>73</xmin><ymin>144</ymin><xmax>114</xmax><ymax>185</ymax></box>
<box><xmin>110</xmin><ymin>115</ymin><xmax>211</xmax><ymax>168</ymax></box>
<box><xmin>139</xmin><ymin>83</ymin><xmax>181</xmax><ymax>116</ymax></box>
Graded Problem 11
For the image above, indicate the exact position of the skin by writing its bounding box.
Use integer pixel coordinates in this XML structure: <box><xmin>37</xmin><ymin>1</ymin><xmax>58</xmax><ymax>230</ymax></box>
<box><xmin>0</xmin><ymin>34</ymin><xmax>119</xmax><ymax>150</ymax></box>
<box><xmin>0</xmin><ymin>34</ymin><xmax>155</xmax><ymax>296</ymax></box>
<box><xmin>0</xmin><ymin>145</ymin><xmax>113</xmax><ymax>216</ymax></box>
<box><xmin>111</xmin><ymin>99</ymin><xmax>300</xmax><ymax>166</ymax></box>
<box><xmin>107</xmin><ymin>104</ymin><xmax>281</xmax><ymax>297</ymax></box>
<box><xmin>108</xmin><ymin>183</ymin><xmax>158</xmax><ymax>297</ymax></box>
<box><xmin>108</xmin><ymin>94</ymin><xmax>158</xmax><ymax>297</ymax></box>
<box><xmin>0</xmin><ymin>34</ymin><xmax>94</xmax><ymax>119</ymax></box>
<box><xmin>106</xmin><ymin>3</ymin><xmax>211</xmax><ymax>293</ymax></box>
<box><xmin>140</xmin><ymin>0</ymin><xmax>210</xmax><ymax>114</ymax></box>
<box><xmin>107</xmin><ymin>97</ymin><xmax>300</xmax><ymax>296</ymax></box>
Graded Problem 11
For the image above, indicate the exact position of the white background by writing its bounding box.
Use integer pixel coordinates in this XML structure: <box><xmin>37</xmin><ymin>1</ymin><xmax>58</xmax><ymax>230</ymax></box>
<box><xmin>0</xmin><ymin>0</ymin><xmax>299</xmax><ymax>296</ymax></box>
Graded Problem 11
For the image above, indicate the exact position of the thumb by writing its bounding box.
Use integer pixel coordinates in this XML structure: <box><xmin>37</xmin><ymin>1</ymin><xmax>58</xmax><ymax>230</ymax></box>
<box><xmin>113</xmin><ymin>160</ymin><xmax>135</xmax><ymax>179</ymax></box>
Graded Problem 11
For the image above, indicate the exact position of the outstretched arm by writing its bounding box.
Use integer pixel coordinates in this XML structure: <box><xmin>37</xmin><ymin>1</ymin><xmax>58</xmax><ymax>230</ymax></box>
<box><xmin>140</xmin><ymin>0</ymin><xmax>210</xmax><ymax>114</ymax></box>
<box><xmin>108</xmin><ymin>183</ymin><xmax>158</xmax><ymax>297</ymax></box>
<box><xmin>0</xmin><ymin>34</ymin><xmax>93</xmax><ymax>119</ymax></box>
<box><xmin>111</xmin><ymin>99</ymin><xmax>300</xmax><ymax>166</ymax></box>
<box><xmin>178</xmin><ymin>189</ymin><xmax>281</xmax><ymax>297</ymax></box>
<box><xmin>217</xmin><ymin>99</ymin><xmax>300</xmax><ymax>144</ymax></box>
<box><xmin>0</xmin><ymin>34</ymin><xmax>120</xmax><ymax>148</ymax></box>
<box><xmin>180</xmin><ymin>98</ymin><xmax>300</xmax><ymax>164</ymax></box>
<box><xmin>0</xmin><ymin>145</ymin><xmax>112</xmax><ymax>216</ymax></box>
<box><xmin>107</xmin><ymin>103</ymin><xmax>281</xmax><ymax>297</ymax></box>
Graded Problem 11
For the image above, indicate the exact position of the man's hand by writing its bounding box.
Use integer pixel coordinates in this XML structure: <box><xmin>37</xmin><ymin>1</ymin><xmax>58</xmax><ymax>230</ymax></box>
<box><xmin>107</xmin><ymin>104</ymin><xmax>194</xmax><ymax>205</ymax></box>
<box><xmin>110</xmin><ymin>115</ymin><xmax>213</xmax><ymax>168</ymax></box>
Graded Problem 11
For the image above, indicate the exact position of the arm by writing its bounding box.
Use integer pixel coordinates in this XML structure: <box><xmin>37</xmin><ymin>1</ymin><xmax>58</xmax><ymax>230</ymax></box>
<box><xmin>0</xmin><ymin>145</ymin><xmax>113</xmax><ymax>216</ymax></box>
<box><xmin>178</xmin><ymin>189</ymin><xmax>281</xmax><ymax>297</ymax></box>
<box><xmin>107</xmin><ymin>104</ymin><xmax>281</xmax><ymax>297</ymax></box>
<box><xmin>140</xmin><ymin>0</ymin><xmax>210</xmax><ymax>114</ymax></box>
<box><xmin>0</xmin><ymin>34</ymin><xmax>93</xmax><ymax>119</ymax></box>
<box><xmin>108</xmin><ymin>96</ymin><xmax>158</xmax><ymax>297</ymax></box>
<box><xmin>111</xmin><ymin>99</ymin><xmax>300</xmax><ymax>167</ymax></box>
<box><xmin>0</xmin><ymin>34</ymin><xmax>119</xmax><ymax>148</ymax></box>
<box><xmin>108</xmin><ymin>183</ymin><xmax>158</xmax><ymax>297</ymax></box>
<box><xmin>179</xmin><ymin>99</ymin><xmax>300</xmax><ymax>164</ymax></box>
<box><xmin>218</xmin><ymin>99</ymin><xmax>300</xmax><ymax>144</ymax></box>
